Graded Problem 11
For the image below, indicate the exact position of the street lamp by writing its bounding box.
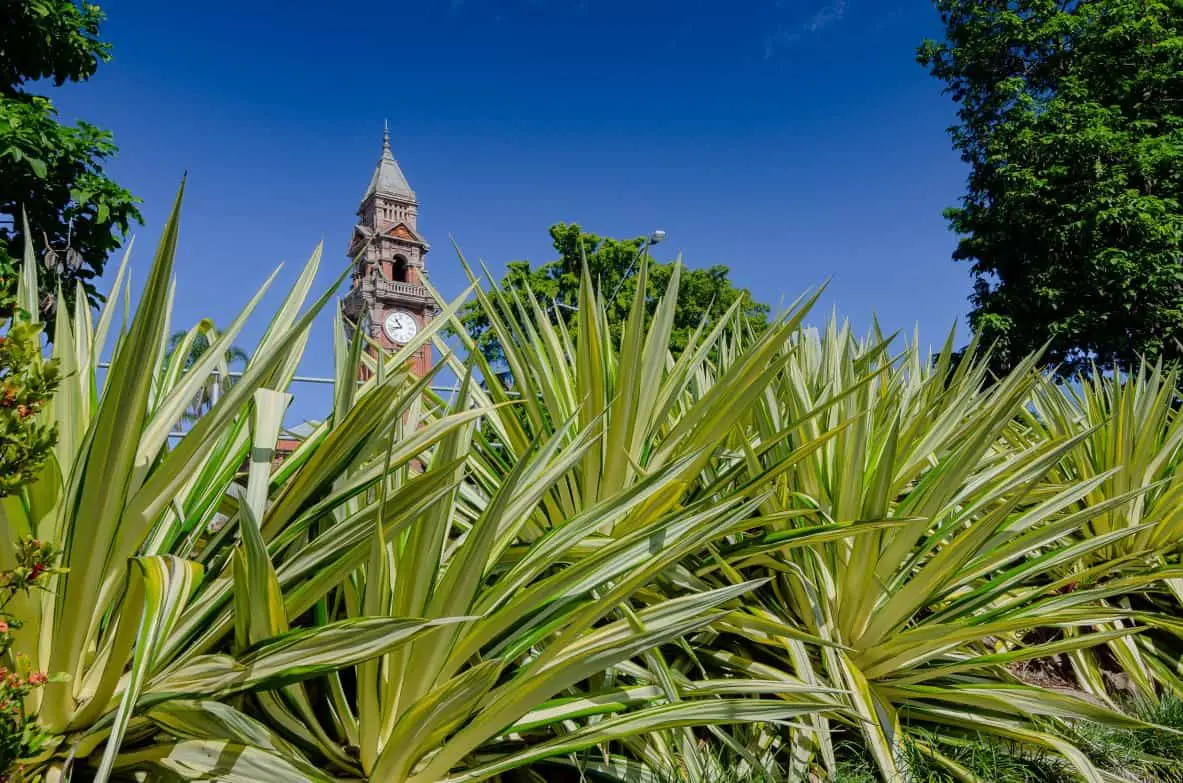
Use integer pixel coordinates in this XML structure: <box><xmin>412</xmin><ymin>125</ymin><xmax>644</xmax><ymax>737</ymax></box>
<box><xmin>605</xmin><ymin>228</ymin><xmax>667</xmax><ymax>305</ymax></box>
<box><xmin>551</xmin><ymin>228</ymin><xmax>667</xmax><ymax>315</ymax></box>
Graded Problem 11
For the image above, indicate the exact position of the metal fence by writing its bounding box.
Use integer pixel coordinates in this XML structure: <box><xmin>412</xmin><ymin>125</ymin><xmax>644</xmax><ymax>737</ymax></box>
<box><xmin>96</xmin><ymin>362</ymin><xmax>466</xmax><ymax>439</ymax></box>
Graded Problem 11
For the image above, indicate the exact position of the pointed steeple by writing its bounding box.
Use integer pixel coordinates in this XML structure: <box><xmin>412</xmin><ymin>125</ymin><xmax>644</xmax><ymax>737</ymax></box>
<box><xmin>363</xmin><ymin>121</ymin><xmax>415</xmax><ymax>203</ymax></box>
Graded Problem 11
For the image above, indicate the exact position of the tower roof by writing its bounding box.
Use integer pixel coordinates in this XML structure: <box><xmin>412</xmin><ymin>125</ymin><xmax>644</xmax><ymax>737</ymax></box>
<box><xmin>362</xmin><ymin>122</ymin><xmax>415</xmax><ymax>203</ymax></box>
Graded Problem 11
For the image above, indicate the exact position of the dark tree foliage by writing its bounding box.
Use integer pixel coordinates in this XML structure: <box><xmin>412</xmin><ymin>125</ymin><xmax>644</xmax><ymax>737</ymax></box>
<box><xmin>456</xmin><ymin>224</ymin><xmax>770</xmax><ymax>368</ymax></box>
<box><xmin>919</xmin><ymin>0</ymin><xmax>1183</xmax><ymax>376</ymax></box>
<box><xmin>0</xmin><ymin>1</ymin><xmax>141</xmax><ymax>326</ymax></box>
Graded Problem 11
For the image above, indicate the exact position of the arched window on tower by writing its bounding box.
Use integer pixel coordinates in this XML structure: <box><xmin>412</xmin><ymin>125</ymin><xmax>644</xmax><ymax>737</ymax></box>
<box><xmin>392</xmin><ymin>255</ymin><xmax>410</xmax><ymax>283</ymax></box>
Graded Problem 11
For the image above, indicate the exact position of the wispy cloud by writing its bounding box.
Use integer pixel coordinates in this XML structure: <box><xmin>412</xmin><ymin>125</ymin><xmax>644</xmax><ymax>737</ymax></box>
<box><xmin>806</xmin><ymin>0</ymin><xmax>847</xmax><ymax>32</ymax></box>
<box><xmin>764</xmin><ymin>0</ymin><xmax>850</xmax><ymax>58</ymax></box>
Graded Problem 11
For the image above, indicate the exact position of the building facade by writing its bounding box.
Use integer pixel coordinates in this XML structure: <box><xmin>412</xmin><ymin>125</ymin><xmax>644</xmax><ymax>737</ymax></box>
<box><xmin>342</xmin><ymin>124</ymin><xmax>436</xmax><ymax>376</ymax></box>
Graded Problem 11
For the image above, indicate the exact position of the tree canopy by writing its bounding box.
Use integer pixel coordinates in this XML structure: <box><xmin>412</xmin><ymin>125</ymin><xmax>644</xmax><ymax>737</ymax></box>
<box><xmin>0</xmin><ymin>0</ymin><xmax>141</xmax><ymax>324</ymax></box>
<box><xmin>919</xmin><ymin>0</ymin><xmax>1183</xmax><ymax>376</ymax></box>
<box><xmin>455</xmin><ymin>223</ymin><xmax>770</xmax><ymax>368</ymax></box>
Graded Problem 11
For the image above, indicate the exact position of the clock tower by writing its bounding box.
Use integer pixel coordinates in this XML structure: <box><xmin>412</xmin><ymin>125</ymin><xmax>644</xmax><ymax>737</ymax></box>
<box><xmin>343</xmin><ymin>123</ymin><xmax>436</xmax><ymax>376</ymax></box>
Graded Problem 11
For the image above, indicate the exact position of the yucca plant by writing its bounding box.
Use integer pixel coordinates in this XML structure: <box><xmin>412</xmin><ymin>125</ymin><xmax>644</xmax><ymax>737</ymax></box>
<box><xmin>1023</xmin><ymin>363</ymin><xmax>1183</xmax><ymax>702</ymax></box>
<box><xmin>6</xmin><ymin>182</ymin><xmax>1179</xmax><ymax>783</ymax></box>
<box><xmin>0</xmin><ymin>187</ymin><xmax>498</xmax><ymax>779</ymax></box>
<box><xmin>188</xmin><ymin>255</ymin><xmax>870</xmax><ymax>782</ymax></box>
<box><xmin>1</xmin><ymin>193</ymin><xmax>849</xmax><ymax>781</ymax></box>
<box><xmin>395</xmin><ymin>260</ymin><xmax>917</xmax><ymax>781</ymax></box>
<box><xmin>693</xmin><ymin>321</ymin><xmax>1171</xmax><ymax>782</ymax></box>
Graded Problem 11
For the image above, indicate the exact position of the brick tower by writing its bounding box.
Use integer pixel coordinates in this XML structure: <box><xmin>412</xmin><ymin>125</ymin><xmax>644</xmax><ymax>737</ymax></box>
<box><xmin>343</xmin><ymin>123</ymin><xmax>435</xmax><ymax>376</ymax></box>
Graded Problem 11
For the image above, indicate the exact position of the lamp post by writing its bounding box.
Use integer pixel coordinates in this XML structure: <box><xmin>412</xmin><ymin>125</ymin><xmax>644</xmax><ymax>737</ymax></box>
<box><xmin>606</xmin><ymin>229</ymin><xmax>665</xmax><ymax>305</ymax></box>
<box><xmin>550</xmin><ymin>229</ymin><xmax>666</xmax><ymax>317</ymax></box>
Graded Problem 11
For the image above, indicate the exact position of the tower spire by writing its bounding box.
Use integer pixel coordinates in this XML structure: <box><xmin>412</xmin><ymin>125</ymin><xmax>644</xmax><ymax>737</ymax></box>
<box><xmin>361</xmin><ymin>121</ymin><xmax>415</xmax><ymax>203</ymax></box>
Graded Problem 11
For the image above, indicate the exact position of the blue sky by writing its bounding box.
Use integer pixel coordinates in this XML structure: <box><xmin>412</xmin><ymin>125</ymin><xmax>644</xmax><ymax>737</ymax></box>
<box><xmin>54</xmin><ymin>0</ymin><xmax>968</xmax><ymax>423</ymax></box>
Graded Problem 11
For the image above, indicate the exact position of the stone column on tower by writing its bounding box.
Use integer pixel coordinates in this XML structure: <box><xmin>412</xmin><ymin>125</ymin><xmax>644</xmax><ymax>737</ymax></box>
<box><xmin>342</xmin><ymin>123</ymin><xmax>436</xmax><ymax>377</ymax></box>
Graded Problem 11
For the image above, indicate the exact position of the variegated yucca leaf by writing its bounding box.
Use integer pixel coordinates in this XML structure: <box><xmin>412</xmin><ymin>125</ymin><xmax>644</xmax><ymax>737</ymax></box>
<box><xmin>690</xmin><ymin>321</ymin><xmax>1174</xmax><ymax>782</ymax></box>
<box><xmin>225</xmin><ymin>259</ymin><xmax>856</xmax><ymax>783</ymax></box>
<box><xmin>1024</xmin><ymin>362</ymin><xmax>1183</xmax><ymax>702</ymax></box>
<box><xmin>1</xmin><ymin>187</ymin><xmax>486</xmax><ymax>779</ymax></box>
<box><xmin>6</xmin><ymin>185</ymin><xmax>1179</xmax><ymax>783</ymax></box>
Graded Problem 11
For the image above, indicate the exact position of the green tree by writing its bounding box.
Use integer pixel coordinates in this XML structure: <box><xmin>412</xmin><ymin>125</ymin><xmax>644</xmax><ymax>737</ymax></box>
<box><xmin>919</xmin><ymin>0</ymin><xmax>1183</xmax><ymax>376</ymax></box>
<box><xmin>0</xmin><ymin>0</ymin><xmax>141</xmax><ymax>326</ymax></box>
<box><xmin>457</xmin><ymin>223</ymin><xmax>770</xmax><ymax>368</ymax></box>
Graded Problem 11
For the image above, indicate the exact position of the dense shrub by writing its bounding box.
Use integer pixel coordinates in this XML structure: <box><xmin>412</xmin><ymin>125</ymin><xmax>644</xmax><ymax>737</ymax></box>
<box><xmin>3</xmin><ymin>196</ymin><xmax>1182</xmax><ymax>781</ymax></box>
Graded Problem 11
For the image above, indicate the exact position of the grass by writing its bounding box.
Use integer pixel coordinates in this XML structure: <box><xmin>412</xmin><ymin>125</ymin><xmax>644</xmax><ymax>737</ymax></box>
<box><xmin>538</xmin><ymin>703</ymin><xmax>1183</xmax><ymax>783</ymax></box>
<box><xmin>830</xmin><ymin>735</ymin><xmax>1074</xmax><ymax>783</ymax></box>
<box><xmin>828</xmin><ymin>697</ymin><xmax>1183</xmax><ymax>783</ymax></box>
<box><xmin>1067</xmin><ymin>696</ymin><xmax>1183</xmax><ymax>783</ymax></box>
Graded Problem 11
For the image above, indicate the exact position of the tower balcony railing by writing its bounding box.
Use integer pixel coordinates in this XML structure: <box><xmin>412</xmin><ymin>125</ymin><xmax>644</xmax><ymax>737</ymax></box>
<box><xmin>344</xmin><ymin>276</ymin><xmax>439</xmax><ymax>319</ymax></box>
<box><xmin>351</xmin><ymin>276</ymin><xmax>432</xmax><ymax>301</ymax></box>
<box><xmin>376</xmin><ymin>279</ymin><xmax>431</xmax><ymax>298</ymax></box>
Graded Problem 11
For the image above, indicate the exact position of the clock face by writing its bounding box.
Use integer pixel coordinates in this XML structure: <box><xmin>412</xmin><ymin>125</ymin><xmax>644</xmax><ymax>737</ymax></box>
<box><xmin>383</xmin><ymin>310</ymin><xmax>418</xmax><ymax>344</ymax></box>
